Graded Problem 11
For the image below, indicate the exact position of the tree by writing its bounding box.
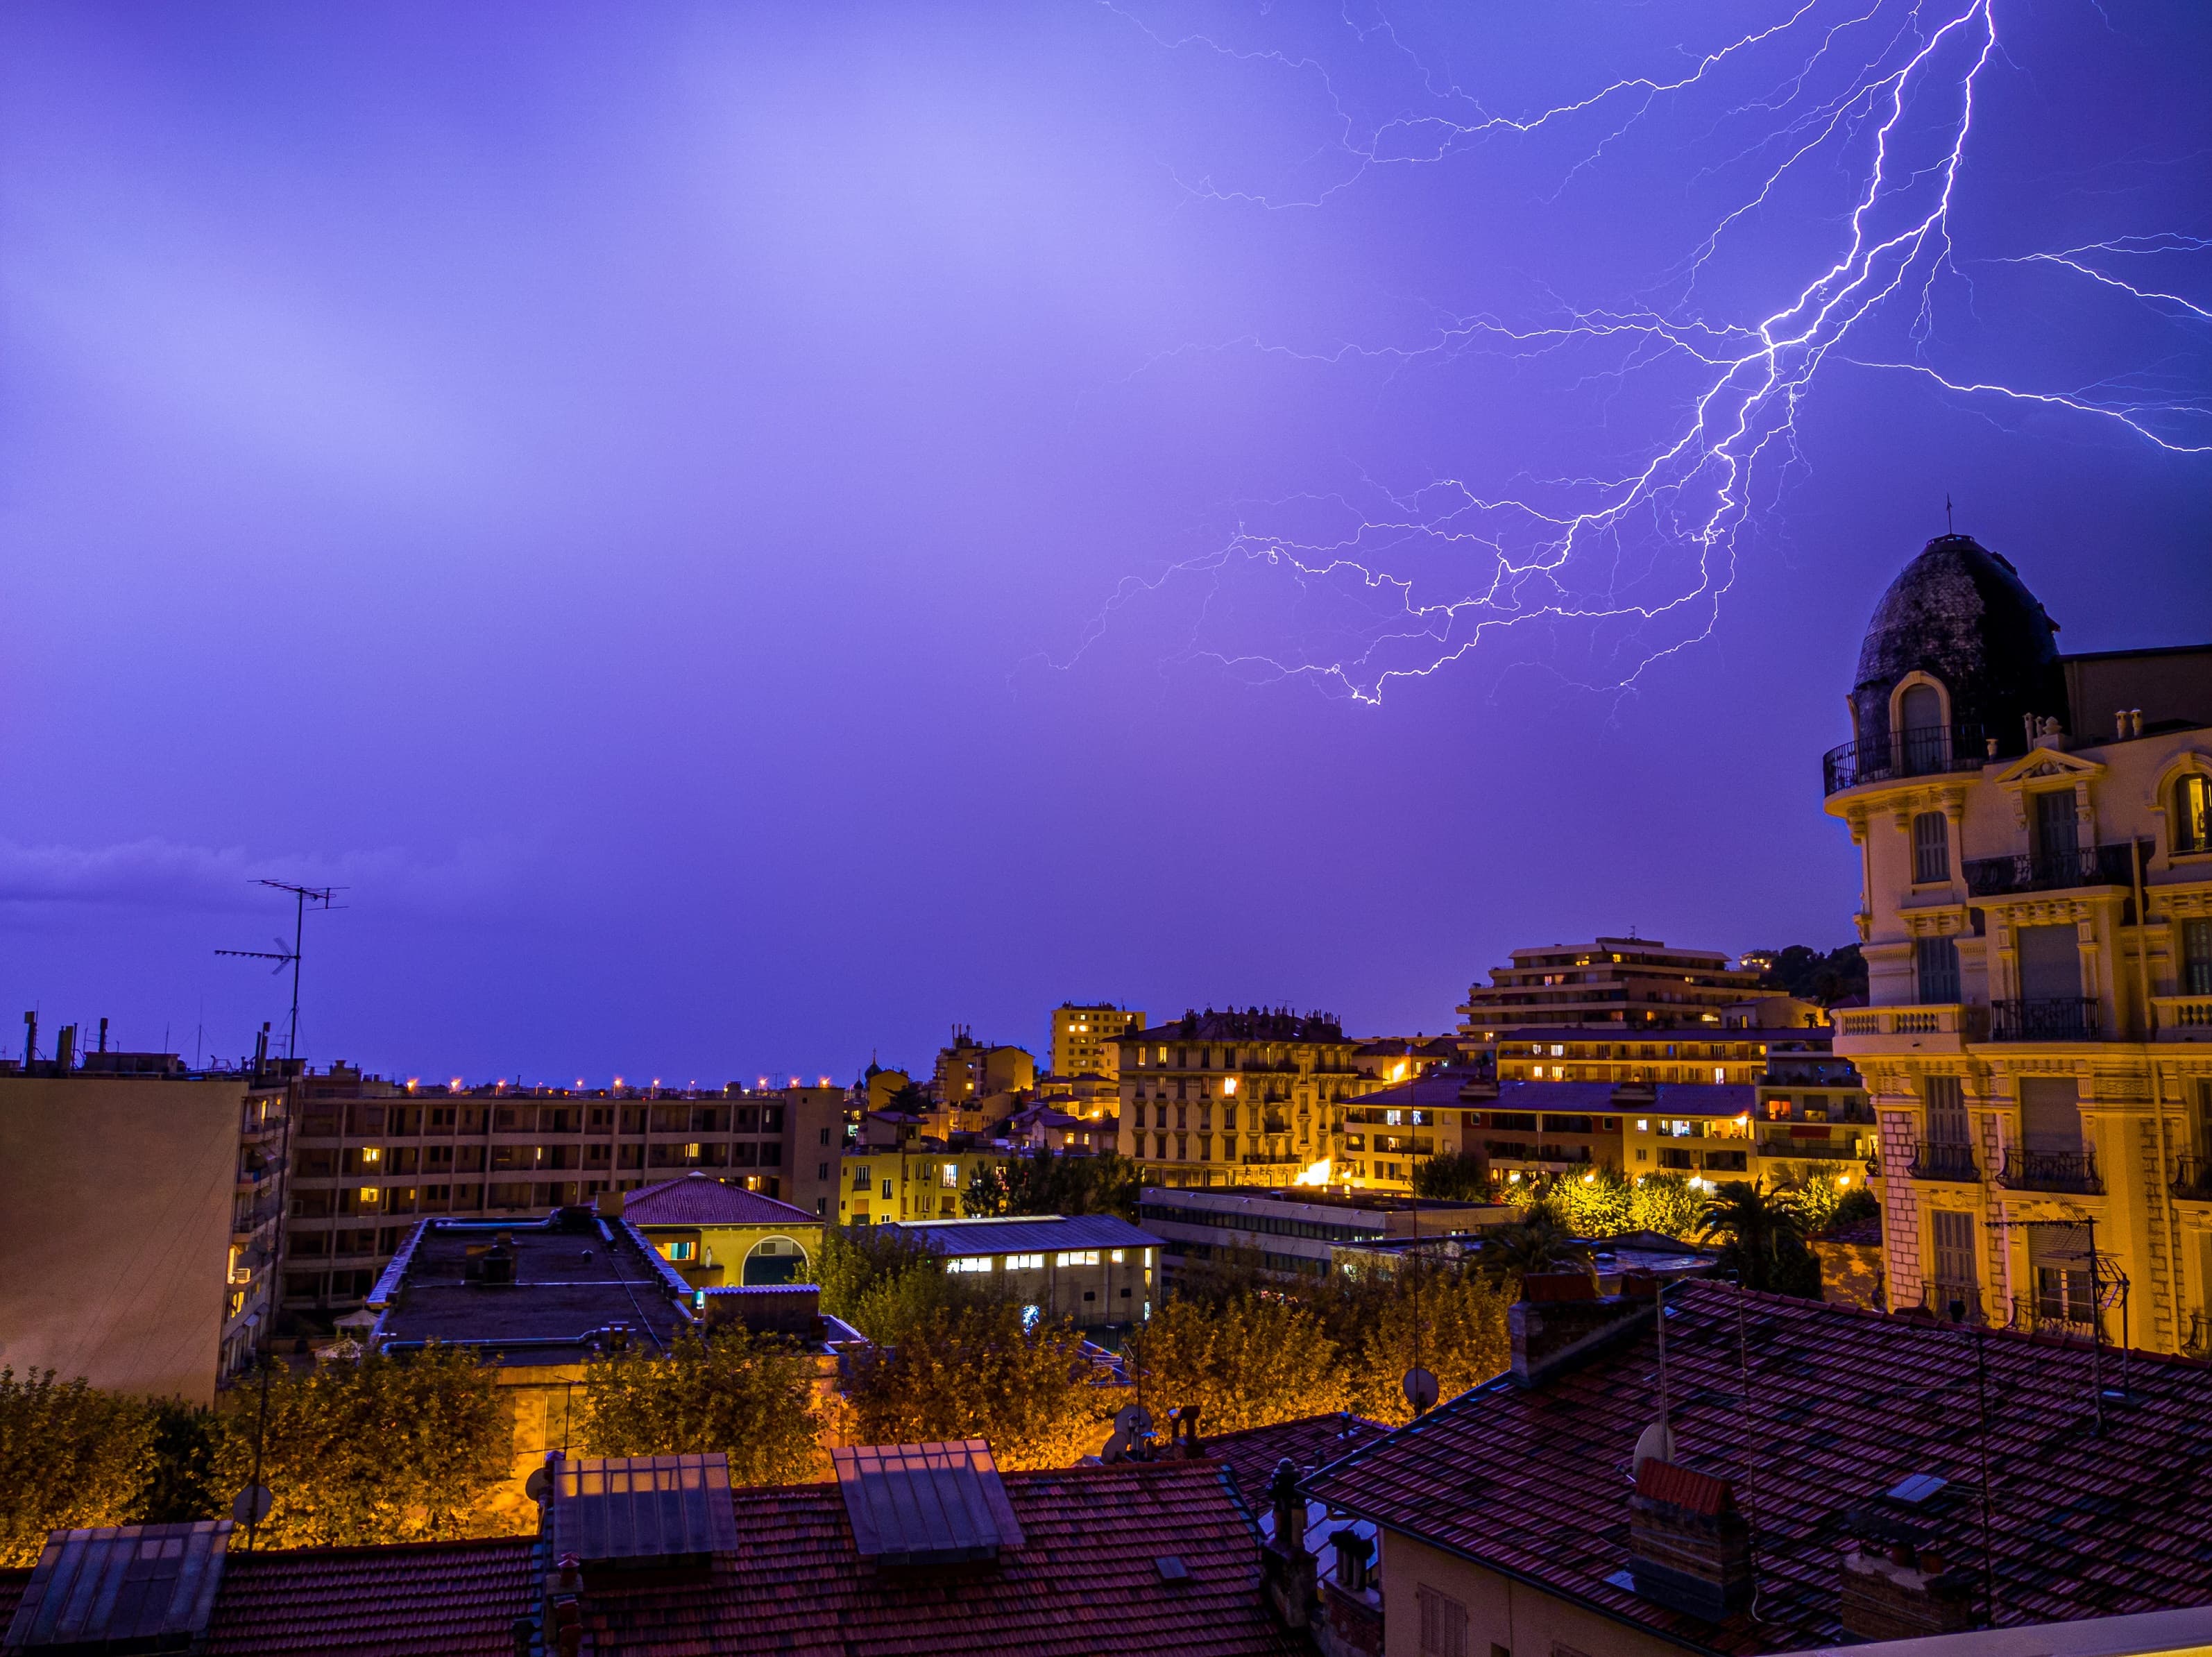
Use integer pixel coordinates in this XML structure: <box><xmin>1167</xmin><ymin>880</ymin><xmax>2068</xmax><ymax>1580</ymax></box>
<box><xmin>813</xmin><ymin>1223</ymin><xmax>938</xmax><ymax>1324</ymax></box>
<box><xmin>1327</xmin><ymin>1262</ymin><xmax>1511</xmax><ymax>1425</ymax></box>
<box><xmin>1124</xmin><ymin>1294</ymin><xmax>1346</xmax><ymax>1434</ymax></box>
<box><xmin>1547</xmin><ymin>1166</ymin><xmax>1634</xmax><ymax>1237</ymax></box>
<box><xmin>209</xmin><ymin>1345</ymin><xmax>511</xmax><ymax>1547</ymax></box>
<box><xmin>1412</xmin><ymin>1151</ymin><xmax>1492</xmax><ymax>1203</ymax></box>
<box><xmin>840</xmin><ymin>1301</ymin><xmax>1109</xmax><ymax>1470</ymax></box>
<box><xmin>1476</xmin><ymin>1207</ymin><xmax>1593</xmax><ymax>1292</ymax></box>
<box><xmin>1630</xmin><ymin>1173</ymin><xmax>1703</xmax><ymax>1239</ymax></box>
<box><xmin>1749</xmin><ymin>943</ymin><xmax>1867</xmax><ymax>1006</ymax></box>
<box><xmin>1696</xmin><ymin>1181</ymin><xmax>1821</xmax><ymax>1298</ymax></box>
<box><xmin>138</xmin><ymin>1400</ymin><xmax>219</xmax><ymax>1525</ymax></box>
<box><xmin>581</xmin><ymin>1330</ymin><xmax>820</xmax><ymax>1486</ymax></box>
<box><xmin>0</xmin><ymin>1370</ymin><xmax>158</xmax><ymax>1566</ymax></box>
<box><xmin>964</xmin><ymin>1150</ymin><xmax>1141</xmax><ymax>1223</ymax></box>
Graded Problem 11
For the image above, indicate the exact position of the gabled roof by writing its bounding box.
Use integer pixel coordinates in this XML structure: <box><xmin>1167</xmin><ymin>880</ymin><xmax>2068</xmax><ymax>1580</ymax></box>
<box><xmin>882</xmin><ymin>1214</ymin><xmax>1162</xmax><ymax>1258</ymax></box>
<box><xmin>4</xmin><ymin>1521</ymin><xmax>230</xmax><ymax>1651</ymax></box>
<box><xmin>1305</xmin><ymin>1282</ymin><xmax>2212</xmax><ymax>1654</ymax></box>
<box><xmin>621</xmin><ymin>1171</ymin><xmax>817</xmax><ymax>1227</ymax></box>
<box><xmin>571</xmin><ymin>1460</ymin><xmax>1305</xmax><ymax>1657</ymax></box>
<box><xmin>200</xmin><ymin>1538</ymin><xmax>540</xmax><ymax>1656</ymax></box>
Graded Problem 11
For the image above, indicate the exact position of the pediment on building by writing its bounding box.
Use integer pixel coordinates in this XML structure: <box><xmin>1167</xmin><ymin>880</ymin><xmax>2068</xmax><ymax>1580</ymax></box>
<box><xmin>1991</xmin><ymin>746</ymin><xmax>2104</xmax><ymax>785</ymax></box>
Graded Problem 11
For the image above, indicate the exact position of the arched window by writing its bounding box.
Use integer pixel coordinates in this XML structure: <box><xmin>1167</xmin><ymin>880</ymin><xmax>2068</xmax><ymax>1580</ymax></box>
<box><xmin>1897</xmin><ymin>681</ymin><xmax>1945</xmax><ymax>775</ymax></box>
<box><xmin>2177</xmin><ymin>773</ymin><xmax>2212</xmax><ymax>855</ymax></box>
<box><xmin>1912</xmin><ymin>811</ymin><xmax>1950</xmax><ymax>885</ymax></box>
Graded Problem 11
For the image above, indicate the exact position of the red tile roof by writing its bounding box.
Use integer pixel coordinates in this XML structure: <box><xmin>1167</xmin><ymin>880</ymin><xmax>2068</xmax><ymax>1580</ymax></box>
<box><xmin>568</xmin><ymin>1459</ymin><xmax>1306</xmax><ymax>1656</ymax></box>
<box><xmin>1199</xmin><ymin>1412</ymin><xmax>1390</xmax><ymax>1509</ymax></box>
<box><xmin>201</xmin><ymin>1537</ymin><xmax>538</xmax><ymax>1656</ymax></box>
<box><xmin>620</xmin><ymin>1171</ymin><xmax>818</xmax><ymax>1227</ymax></box>
<box><xmin>1306</xmin><ymin>1281</ymin><xmax>2212</xmax><ymax>1654</ymax></box>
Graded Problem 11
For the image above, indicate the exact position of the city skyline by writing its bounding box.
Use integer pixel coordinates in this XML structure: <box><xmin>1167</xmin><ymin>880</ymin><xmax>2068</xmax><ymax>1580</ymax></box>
<box><xmin>3</xmin><ymin>3</ymin><xmax>2207</xmax><ymax>1080</ymax></box>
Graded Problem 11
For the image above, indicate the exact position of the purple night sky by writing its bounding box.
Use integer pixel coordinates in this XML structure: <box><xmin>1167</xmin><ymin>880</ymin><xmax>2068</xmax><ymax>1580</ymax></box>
<box><xmin>3</xmin><ymin>2</ymin><xmax>2206</xmax><ymax>1085</ymax></box>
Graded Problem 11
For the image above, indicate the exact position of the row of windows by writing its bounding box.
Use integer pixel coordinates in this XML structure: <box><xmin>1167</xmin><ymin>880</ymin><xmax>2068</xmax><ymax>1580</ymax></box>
<box><xmin>305</xmin><ymin>1103</ymin><xmax>794</xmax><ymax>1138</ymax></box>
<box><xmin>1138</xmin><ymin>1201</ymin><xmax>1377</xmax><ymax>1244</ymax></box>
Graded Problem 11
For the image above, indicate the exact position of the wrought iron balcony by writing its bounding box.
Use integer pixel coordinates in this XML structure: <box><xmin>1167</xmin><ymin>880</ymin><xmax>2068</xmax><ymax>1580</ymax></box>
<box><xmin>1989</xmin><ymin>998</ymin><xmax>2100</xmax><ymax>1042</ymax></box>
<box><xmin>1996</xmin><ymin>1148</ymin><xmax>2102</xmax><ymax>1195</ymax></box>
<box><xmin>1756</xmin><ymin>1137</ymin><xmax>1862</xmax><ymax>1161</ymax></box>
<box><xmin>1964</xmin><ymin>840</ymin><xmax>2152</xmax><ymax>897</ymax></box>
<box><xmin>2005</xmin><ymin>1295</ymin><xmax>2104</xmax><ymax>1343</ymax></box>
<box><xmin>2172</xmin><ymin>1156</ymin><xmax>2212</xmax><ymax>1202</ymax></box>
<box><xmin>1822</xmin><ymin>722</ymin><xmax>1991</xmax><ymax>797</ymax></box>
<box><xmin>1907</xmin><ymin>1141</ymin><xmax>1979</xmax><ymax>1182</ymax></box>
<box><xmin>1925</xmin><ymin>1281</ymin><xmax>1986</xmax><ymax>1324</ymax></box>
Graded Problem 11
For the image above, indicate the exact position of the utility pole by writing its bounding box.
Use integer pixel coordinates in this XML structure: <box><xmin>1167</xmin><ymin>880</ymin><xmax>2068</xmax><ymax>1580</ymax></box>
<box><xmin>217</xmin><ymin>881</ymin><xmax>342</xmax><ymax>1064</ymax></box>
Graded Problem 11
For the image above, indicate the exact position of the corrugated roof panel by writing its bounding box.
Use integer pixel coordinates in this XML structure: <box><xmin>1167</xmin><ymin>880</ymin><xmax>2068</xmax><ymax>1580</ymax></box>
<box><xmin>3</xmin><ymin>1520</ymin><xmax>231</xmax><ymax>1652</ymax></box>
<box><xmin>547</xmin><ymin>1454</ymin><xmax>738</xmax><ymax>1563</ymax></box>
<box><xmin>833</xmin><ymin>1441</ymin><xmax>1026</xmax><ymax>1565</ymax></box>
<box><xmin>884</xmin><ymin>1214</ymin><xmax>1163</xmax><ymax>1258</ymax></box>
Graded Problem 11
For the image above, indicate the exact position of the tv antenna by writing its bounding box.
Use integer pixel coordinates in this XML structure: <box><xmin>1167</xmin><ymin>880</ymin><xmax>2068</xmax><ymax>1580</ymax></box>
<box><xmin>216</xmin><ymin>881</ymin><xmax>342</xmax><ymax>1063</ymax></box>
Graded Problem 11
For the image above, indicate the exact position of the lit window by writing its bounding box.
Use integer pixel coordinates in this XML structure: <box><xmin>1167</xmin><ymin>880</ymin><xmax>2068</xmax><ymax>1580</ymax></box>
<box><xmin>1055</xmin><ymin>1250</ymin><xmax>1101</xmax><ymax>1267</ymax></box>
<box><xmin>664</xmin><ymin>1241</ymin><xmax>697</xmax><ymax>1262</ymax></box>
<box><xmin>2176</xmin><ymin>775</ymin><xmax>2212</xmax><ymax>854</ymax></box>
<box><xmin>1109</xmin><ymin>1248</ymin><xmax>1125</xmax><ymax>1263</ymax></box>
<box><xmin>948</xmin><ymin>1257</ymin><xmax>993</xmax><ymax>1274</ymax></box>
<box><xmin>941</xmin><ymin>1164</ymin><xmax>960</xmax><ymax>1188</ymax></box>
<box><xmin>1636</xmin><ymin>1119</ymin><xmax>1649</xmax><ymax>1131</ymax></box>
<box><xmin>1005</xmin><ymin>1252</ymin><xmax>1044</xmax><ymax>1271</ymax></box>
<box><xmin>359</xmin><ymin>1187</ymin><xmax>379</xmax><ymax>1204</ymax></box>
<box><xmin>361</xmin><ymin>1147</ymin><xmax>382</xmax><ymax>1164</ymax></box>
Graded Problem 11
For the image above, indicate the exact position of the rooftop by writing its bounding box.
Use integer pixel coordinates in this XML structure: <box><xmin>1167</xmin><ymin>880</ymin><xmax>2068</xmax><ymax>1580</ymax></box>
<box><xmin>368</xmin><ymin>1214</ymin><xmax>691</xmax><ymax>1363</ymax></box>
<box><xmin>618</xmin><ymin>1171</ymin><xmax>819</xmax><ymax>1228</ymax></box>
<box><xmin>880</xmin><ymin>1213</ymin><xmax>1163</xmax><ymax>1258</ymax></box>
<box><xmin>1124</xmin><ymin>1008</ymin><xmax>1347</xmax><ymax>1044</ymax></box>
<box><xmin>1140</xmin><ymin>1184</ymin><xmax>1497</xmax><ymax>1218</ymax></box>
<box><xmin>568</xmin><ymin>1458</ymin><xmax>1304</xmax><ymax>1657</ymax></box>
<box><xmin>1306</xmin><ymin>1281</ymin><xmax>2212</xmax><ymax>1654</ymax></box>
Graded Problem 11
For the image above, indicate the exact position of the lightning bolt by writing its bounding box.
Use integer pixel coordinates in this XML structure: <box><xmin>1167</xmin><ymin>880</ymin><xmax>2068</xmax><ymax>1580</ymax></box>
<box><xmin>1060</xmin><ymin>1</ymin><xmax>2211</xmax><ymax>704</ymax></box>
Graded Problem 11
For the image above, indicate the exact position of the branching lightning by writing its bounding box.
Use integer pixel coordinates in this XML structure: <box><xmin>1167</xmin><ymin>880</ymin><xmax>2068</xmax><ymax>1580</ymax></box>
<box><xmin>1062</xmin><ymin>1</ymin><xmax>2211</xmax><ymax>704</ymax></box>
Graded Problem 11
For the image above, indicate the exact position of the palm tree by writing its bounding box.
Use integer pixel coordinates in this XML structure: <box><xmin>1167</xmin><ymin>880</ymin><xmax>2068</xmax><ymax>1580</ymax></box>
<box><xmin>1480</xmin><ymin>1205</ymin><xmax>1593</xmax><ymax>1293</ymax></box>
<box><xmin>1696</xmin><ymin>1181</ymin><xmax>1819</xmax><ymax>1295</ymax></box>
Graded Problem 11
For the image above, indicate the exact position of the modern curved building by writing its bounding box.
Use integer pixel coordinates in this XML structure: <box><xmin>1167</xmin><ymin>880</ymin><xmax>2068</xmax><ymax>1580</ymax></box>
<box><xmin>1824</xmin><ymin>532</ymin><xmax>2212</xmax><ymax>1352</ymax></box>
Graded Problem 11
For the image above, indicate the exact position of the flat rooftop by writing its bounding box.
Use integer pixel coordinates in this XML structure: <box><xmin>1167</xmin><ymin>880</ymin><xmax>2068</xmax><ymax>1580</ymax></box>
<box><xmin>368</xmin><ymin>1215</ymin><xmax>690</xmax><ymax>1366</ymax></box>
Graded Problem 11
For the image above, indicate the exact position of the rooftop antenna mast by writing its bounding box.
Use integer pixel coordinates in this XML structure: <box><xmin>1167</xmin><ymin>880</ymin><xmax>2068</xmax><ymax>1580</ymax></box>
<box><xmin>216</xmin><ymin>881</ymin><xmax>342</xmax><ymax>1064</ymax></box>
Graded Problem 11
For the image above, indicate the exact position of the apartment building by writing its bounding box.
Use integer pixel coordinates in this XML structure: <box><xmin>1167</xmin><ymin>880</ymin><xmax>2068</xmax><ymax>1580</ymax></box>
<box><xmin>1823</xmin><ymin>532</ymin><xmax>2212</xmax><ymax>1352</ymax></box>
<box><xmin>1048</xmin><ymin>1002</ymin><xmax>1146</xmax><ymax>1080</ymax></box>
<box><xmin>836</xmin><ymin>1139</ymin><xmax>1010</xmax><ymax>1225</ymax></box>
<box><xmin>282</xmin><ymin>1067</ymin><xmax>849</xmax><ymax>1316</ymax></box>
<box><xmin>1113</xmin><ymin>1008</ymin><xmax>1389</xmax><ymax>1189</ymax></box>
<box><xmin>931</xmin><ymin>1029</ymin><xmax>1035</xmax><ymax>1108</ymax></box>
<box><xmin>1492</xmin><ymin>1028</ymin><xmax>1774</xmax><ymax>1086</ymax></box>
<box><xmin>1457</xmin><ymin>937</ymin><xmax>1767</xmax><ymax>1036</ymax></box>
<box><xmin>0</xmin><ymin>1037</ymin><xmax>287</xmax><ymax>1403</ymax></box>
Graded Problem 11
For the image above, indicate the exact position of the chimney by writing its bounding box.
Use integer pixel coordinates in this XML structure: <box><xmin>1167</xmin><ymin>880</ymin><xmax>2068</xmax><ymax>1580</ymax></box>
<box><xmin>96</xmin><ymin>1017</ymin><xmax>108</xmax><ymax>1055</ymax></box>
<box><xmin>1259</xmin><ymin>1459</ymin><xmax>1317</xmax><ymax>1631</ymax></box>
<box><xmin>1509</xmin><ymin>1283</ymin><xmax>1654</xmax><ymax>1388</ymax></box>
<box><xmin>1841</xmin><ymin>1543</ymin><xmax>1975</xmax><ymax>1642</ymax></box>
<box><xmin>1626</xmin><ymin>1459</ymin><xmax>1753</xmax><ymax>1620</ymax></box>
<box><xmin>1170</xmin><ymin>1403</ymin><xmax>1203</xmax><ymax>1457</ymax></box>
<box><xmin>595</xmin><ymin>1189</ymin><xmax>625</xmax><ymax>1220</ymax></box>
<box><xmin>21</xmin><ymin>1011</ymin><xmax>34</xmax><ymax>1067</ymax></box>
<box><xmin>54</xmin><ymin>1023</ymin><xmax>76</xmax><ymax>1074</ymax></box>
<box><xmin>1330</xmin><ymin>1528</ymin><xmax>1373</xmax><ymax>1595</ymax></box>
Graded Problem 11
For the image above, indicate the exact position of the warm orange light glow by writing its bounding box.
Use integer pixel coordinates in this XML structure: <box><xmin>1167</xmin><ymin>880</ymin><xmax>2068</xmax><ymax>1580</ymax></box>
<box><xmin>1836</xmin><ymin>1174</ymin><xmax>1852</xmax><ymax>1187</ymax></box>
<box><xmin>1222</xmin><ymin>1077</ymin><xmax>1238</xmax><ymax>1095</ymax></box>
<box><xmin>1581</xmin><ymin>1171</ymin><xmax>1595</xmax><ymax>1183</ymax></box>
<box><xmin>450</xmin><ymin>1077</ymin><xmax>463</xmax><ymax>1091</ymax></box>
<box><xmin>1293</xmin><ymin>1159</ymin><xmax>1332</xmax><ymax>1187</ymax></box>
<box><xmin>1393</xmin><ymin>1061</ymin><xmax>1409</xmax><ymax>1080</ymax></box>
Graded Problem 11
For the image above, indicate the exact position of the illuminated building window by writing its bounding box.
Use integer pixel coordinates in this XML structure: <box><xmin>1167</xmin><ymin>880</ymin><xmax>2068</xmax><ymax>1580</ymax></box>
<box><xmin>1005</xmin><ymin>1253</ymin><xmax>1044</xmax><ymax>1271</ymax></box>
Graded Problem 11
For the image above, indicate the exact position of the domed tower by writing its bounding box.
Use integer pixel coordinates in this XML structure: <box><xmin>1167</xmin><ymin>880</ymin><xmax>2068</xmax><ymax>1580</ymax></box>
<box><xmin>1832</xmin><ymin>534</ymin><xmax>2065</xmax><ymax>789</ymax></box>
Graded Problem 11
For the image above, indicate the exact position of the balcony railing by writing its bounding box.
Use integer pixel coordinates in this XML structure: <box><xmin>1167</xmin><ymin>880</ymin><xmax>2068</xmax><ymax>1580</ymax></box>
<box><xmin>2005</xmin><ymin>1295</ymin><xmax>2104</xmax><ymax>1343</ymax></box>
<box><xmin>1823</xmin><ymin>722</ymin><xmax>1991</xmax><ymax>797</ymax></box>
<box><xmin>2152</xmin><ymin>996</ymin><xmax>2212</xmax><ymax>1038</ymax></box>
<box><xmin>2185</xmin><ymin>1312</ymin><xmax>2211</xmax><ymax>1358</ymax></box>
<box><xmin>1756</xmin><ymin>1137</ymin><xmax>1862</xmax><ymax>1161</ymax></box>
<box><xmin>1989</xmin><ymin>998</ymin><xmax>2100</xmax><ymax>1042</ymax></box>
<box><xmin>1924</xmin><ymin>1281</ymin><xmax>1986</xmax><ymax>1324</ymax></box>
<box><xmin>1908</xmin><ymin>1141</ymin><xmax>1980</xmax><ymax>1182</ymax></box>
<box><xmin>2172</xmin><ymin>1157</ymin><xmax>2212</xmax><ymax>1202</ymax></box>
<box><xmin>1996</xmin><ymin>1148</ymin><xmax>2102</xmax><ymax>1195</ymax></box>
<box><xmin>1964</xmin><ymin>840</ymin><xmax>2152</xmax><ymax>897</ymax></box>
<box><xmin>1833</xmin><ymin>1004</ymin><xmax>1985</xmax><ymax>1042</ymax></box>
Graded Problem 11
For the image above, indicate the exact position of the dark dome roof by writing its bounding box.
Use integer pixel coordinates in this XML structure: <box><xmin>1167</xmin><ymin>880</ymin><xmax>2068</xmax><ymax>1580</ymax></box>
<box><xmin>1852</xmin><ymin>534</ymin><xmax>2064</xmax><ymax>737</ymax></box>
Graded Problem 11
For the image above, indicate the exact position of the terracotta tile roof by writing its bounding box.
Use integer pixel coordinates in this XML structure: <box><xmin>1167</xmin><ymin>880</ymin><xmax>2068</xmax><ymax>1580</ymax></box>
<box><xmin>1305</xmin><ymin>1280</ymin><xmax>2212</xmax><ymax>1654</ymax></box>
<box><xmin>201</xmin><ymin>1537</ymin><xmax>538</xmax><ymax>1656</ymax></box>
<box><xmin>1199</xmin><ymin>1412</ymin><xmax>1390</xmax><ymax>1509</ymax></box>
<box><xmin>568</xmin><ymin>1459</ymin><xmax>1306</xmax><ymax>1656</ymax></box>
<box><xmin>620</xmin><ymin>1172</ymin><xmax>818</xmax><ymax>1227</ymax></box>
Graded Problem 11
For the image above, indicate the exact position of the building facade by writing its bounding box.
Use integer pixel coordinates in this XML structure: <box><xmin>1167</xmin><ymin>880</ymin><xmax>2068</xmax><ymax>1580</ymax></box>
<box><xmin>0</xmin><ymin>1055</ymin><xmax>287</xmax><ymax>1402</ymax></box>
<box><xmin>1049</xmin><ymin>1003</ymin><xmax>1146</xmax><ymax>1080</ymax></box>
<box><xmin>1457</xmin><ymin>937</ymin><xmax>1768</xmax><ymax>1037</ymax></box>
<box><xmin>282</xmin><ymin>1067</ymin><xmax>849</xmax><ymax>1317</ymax></box>
<box><xmin>1825</xmin><ymin>533</ymin><xmax>2212</xmax><ymax>1352</ymax></box>
<box><xmin>1114</xmin><ymin>1008</ymin><xmax>1388</xmax><ymax>1189</ymax></box>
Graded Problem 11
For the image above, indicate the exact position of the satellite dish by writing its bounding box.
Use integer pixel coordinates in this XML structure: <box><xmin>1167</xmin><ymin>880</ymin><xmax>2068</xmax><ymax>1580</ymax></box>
<box><xmin>1633</xmin><ymin>1420</ymin><xmax>1675</xmax><ymax>1474</ymax></box>
<box><xmin>1114</xmin><ymin>1404</ymin><xmax>1154</xmax><ymax>1439</ymax></box>
<box><xmin>525</xmin><ymin>1467</ymin><xmax>551</xmax><ymax>1504</ymax></box>
<box><xmin>232</xmin><ymin>1485</ymin><xmax>273</xmax><ymax>1526</ymax></box>
<box><xmin>1402</xmin><ymin>1366</ymin><xmax>1439</xmax><ymax>1414</ymax></box>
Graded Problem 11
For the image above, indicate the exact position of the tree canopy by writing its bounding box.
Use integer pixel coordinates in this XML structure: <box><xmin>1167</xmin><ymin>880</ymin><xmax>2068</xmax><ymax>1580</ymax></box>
<box><xmin>0</xmin><ymin>1369</ymin><xmax>159</xmax><ymax>1567</ymax></box>
<box><xmin>963</xmin><ymin>1149</ymin><xmax>1140</xmax><ymax>1223</ymax></box>
<box><xmin>1696</xmin><ymin>1180</ymin><xmax>1823</xmax><ymax>1297</ymax></box>
<box><xmin>581</xmin><ymin>1329</ymin><xmax>820</xmax><ymax>1486</ymax></box>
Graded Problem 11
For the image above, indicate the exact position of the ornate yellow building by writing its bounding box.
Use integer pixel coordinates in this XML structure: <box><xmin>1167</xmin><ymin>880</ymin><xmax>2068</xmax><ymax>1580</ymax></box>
<box><xmin>1826</xmin><ymin>533</ymin><xmax>2212</xmax><ymax>1352</ymax></box>
<box><xmin>1114</xmin><ymin>1008</ymin><xmax>1386</xmax><ymax>1189</ymax></box>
